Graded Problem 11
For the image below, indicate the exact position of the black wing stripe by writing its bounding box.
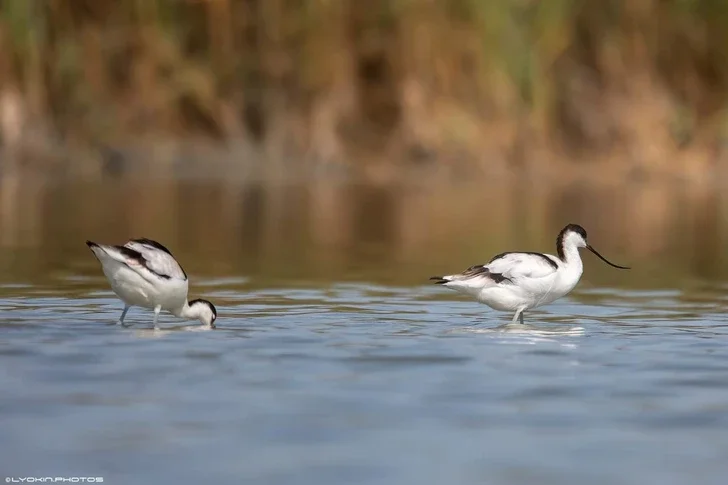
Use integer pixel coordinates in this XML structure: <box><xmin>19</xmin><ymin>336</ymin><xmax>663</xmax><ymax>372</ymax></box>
<box><xmin>488</xmin><ymin>251</ymin><xmax>558</xmax><ymax>270</ymax></box>
<box><xmin>114</xmin><ymin>245</ymin><xmax>143</xmax><ymax>262</ymax></box>
<box><xmin>130</xmin><ymin>238</ymin><xmax>174</xmax><ymax>255</ymax></box>
<box><xmin>461</xmin><ymin>265</ymin><xmax>512</xmax><ymax>284</ymax></box>
<box><xmin>128</xmin><ymin>238</ymin><xmax>186</xmax><ymax>280</ymax></box>
<box><xmin>114</xmin><ymin>245</ymin><xmax>171</xmax><ymax>280</ymax></box>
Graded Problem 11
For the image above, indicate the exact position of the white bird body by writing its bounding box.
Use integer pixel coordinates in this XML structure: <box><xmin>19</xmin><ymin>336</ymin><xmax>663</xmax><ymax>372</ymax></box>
<box><xmin>98</xmin><ymin>253</ymin><xmax>189</xmax><ymax>313</ymax></box>
<box><xmin>87</xmin><ymin>238</ymin><xmax>217</xmax><ymax>329</ymax></box>
<box><xmin>431</xmin><ymin>224</ymin><xmax>629</xmax><ymax>324</ymax></box>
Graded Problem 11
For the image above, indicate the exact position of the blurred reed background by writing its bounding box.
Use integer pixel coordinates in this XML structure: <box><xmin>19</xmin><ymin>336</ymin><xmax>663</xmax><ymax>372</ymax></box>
<box><xmin>2</xmin><ymin>0</ymin><xmax>728</xmax><ymax>178</ymax></box>
<box><xmin>1</xmin><ymin>0</ymin><xmax>728</xmax><ymax>287</ymax></box>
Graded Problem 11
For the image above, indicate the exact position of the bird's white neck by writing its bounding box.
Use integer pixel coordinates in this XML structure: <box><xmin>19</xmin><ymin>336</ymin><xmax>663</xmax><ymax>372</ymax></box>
<box><xmin>560</xmin><ymin>242</ymin><xmax>584</xmax><ymax>271</ymax></box>
<box><xmin>175</xmin><ymin>301</ymin><xmax>200</xmax><ymax>320</ymax></box>
<box><xmin>557</xmin><ymin>243</ymin><xmax>585</xmax><ymax>296</ymax></box>
<box><xmin>172</xmin><ymin>299</ymin><xmax>215</xmax><ymax>328</ymax></box>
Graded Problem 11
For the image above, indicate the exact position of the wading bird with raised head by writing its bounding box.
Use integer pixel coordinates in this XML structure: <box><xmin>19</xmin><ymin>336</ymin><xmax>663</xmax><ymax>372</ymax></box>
<box><xmin>430</xmin><ymin>224</ymin><xmax>629</xmax><ymax>324</ymax></box>
<box><xmin>86</xmin><ymin>238</ymin><xmax>217</xmax><ymax>329</ymax></box>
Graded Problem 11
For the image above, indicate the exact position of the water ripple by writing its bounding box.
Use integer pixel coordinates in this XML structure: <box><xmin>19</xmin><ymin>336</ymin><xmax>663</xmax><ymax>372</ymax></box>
<box><xmin>2</xmin><ymin>280</ymin><xmax>728</xmax><ymax>484</ymax></box>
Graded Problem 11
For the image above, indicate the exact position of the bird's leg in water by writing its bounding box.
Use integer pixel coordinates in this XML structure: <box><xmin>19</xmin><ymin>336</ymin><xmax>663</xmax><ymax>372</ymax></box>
<box><xmin>118</xmin><ymin>305</ymin><xmax>130</xmax><ymax>326</ymax></box>
<box><xmin>511</xmin><ymin>308</ymin><xmax>526</xmax><ymax>325</ymax></box>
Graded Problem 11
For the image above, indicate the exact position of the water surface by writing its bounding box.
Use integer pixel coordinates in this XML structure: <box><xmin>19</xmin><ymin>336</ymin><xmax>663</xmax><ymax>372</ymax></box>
<box><xmin>2</xmin><ymin>177</ymin><xmax>728</xmax><ymax>484</ymax></box>
<box><xmin>3</xmin><ymin>277</ymin><xmax>728</xmax><ymax>484</ymax></box>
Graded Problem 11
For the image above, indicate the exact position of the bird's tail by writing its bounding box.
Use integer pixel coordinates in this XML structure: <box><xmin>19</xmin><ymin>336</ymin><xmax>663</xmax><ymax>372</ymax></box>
<box><xmin>86</xmin><ymin>240</ymin><xmax>101</xmax><ymax>259</ymax></box>
<box><xmin>429</xmin><ymin>276</ymin><xmax>451</xmax><ymax>285</ymax></box>
<box><xmin>86</xmin><ymin>240</ymin><xmax>134</xmax><ymax>265</ymax></box>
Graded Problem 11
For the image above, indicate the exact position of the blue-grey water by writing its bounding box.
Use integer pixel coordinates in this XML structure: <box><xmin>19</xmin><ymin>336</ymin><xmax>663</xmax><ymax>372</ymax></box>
<box><xmin>3</xmin><ymin>278</ymin><xmax>728</xmax><ymax>485</ymax></box>
<box><xmin>3</xmin><ymin>177</ymin><xmax>728</xmax><ymax>484</ymax></box>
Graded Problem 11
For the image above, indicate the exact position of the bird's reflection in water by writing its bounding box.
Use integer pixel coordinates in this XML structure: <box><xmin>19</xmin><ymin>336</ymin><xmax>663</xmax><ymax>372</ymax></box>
<box><xmin>449</xmin><ymin>323</ymin><xmax>585</xmax><ymax>347</ymax></box>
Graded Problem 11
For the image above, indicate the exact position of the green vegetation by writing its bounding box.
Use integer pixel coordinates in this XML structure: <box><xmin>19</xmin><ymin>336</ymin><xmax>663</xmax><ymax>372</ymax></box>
<box><xmin>1</xmin><ymin>0</ymin><xmax>728</xmax><ymax>173</ymax></box>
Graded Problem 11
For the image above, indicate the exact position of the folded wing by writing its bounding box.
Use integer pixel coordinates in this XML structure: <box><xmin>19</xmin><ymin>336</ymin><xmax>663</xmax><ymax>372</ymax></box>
<box><xmin>485</xmin><ymin>252</ymin><xmax>559</xmax><ymax>282</ymax></box>
<box><xmin>123</xmin><ymin>238</ymin><xmax>188</xmax><ymax>281</ymax></box>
